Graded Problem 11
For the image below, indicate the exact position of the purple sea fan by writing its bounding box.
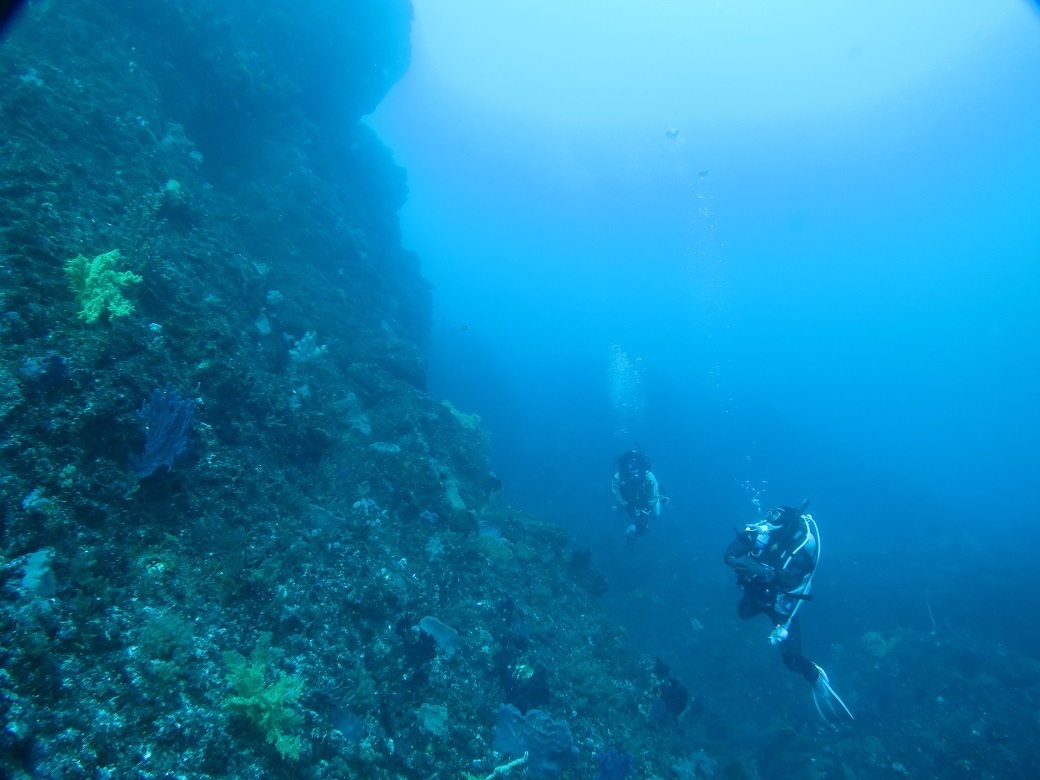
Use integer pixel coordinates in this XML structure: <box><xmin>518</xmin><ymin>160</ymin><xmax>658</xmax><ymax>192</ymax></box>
<box><xmin>596</xmin><ymin>747</ymin><xmax>634</xmax><ymax>780</ymax></box>
<box><xmin>131</xmin><ymin>383</ymin><xmax>196</xmax><ymax>478</ymax></box>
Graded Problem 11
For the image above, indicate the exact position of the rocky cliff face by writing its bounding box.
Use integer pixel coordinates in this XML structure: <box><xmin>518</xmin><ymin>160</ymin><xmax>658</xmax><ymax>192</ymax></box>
<box><xmin>0</xmin><ymin>2</ymin><xmax>688</xmax><ymax>778</ymax></box>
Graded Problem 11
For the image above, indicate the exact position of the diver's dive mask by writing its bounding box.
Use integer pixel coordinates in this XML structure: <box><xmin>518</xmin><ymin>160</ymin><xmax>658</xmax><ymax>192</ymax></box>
<box><xmin>745</xmin><ymin>508</ymin><xmax>786</xmax><ymax>534</ymax></box>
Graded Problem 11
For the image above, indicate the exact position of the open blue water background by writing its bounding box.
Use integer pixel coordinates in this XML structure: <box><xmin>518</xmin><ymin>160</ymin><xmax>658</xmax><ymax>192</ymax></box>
<box><xmin>370</xmin><ymin>1</ymin><xmax>1040</xmax><ymax>666</ymax></box>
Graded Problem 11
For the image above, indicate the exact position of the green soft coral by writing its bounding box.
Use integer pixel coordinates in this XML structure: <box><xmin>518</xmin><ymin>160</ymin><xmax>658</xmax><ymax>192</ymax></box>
<box><xmin>64</xmin><ymin>249</ymin><xmax>142</xmax><ymax>323</ymax></box>
<box><xmin>223</xmin><ymin>639</ymin><xmax>308</xmax><ymax>761</ymax></box>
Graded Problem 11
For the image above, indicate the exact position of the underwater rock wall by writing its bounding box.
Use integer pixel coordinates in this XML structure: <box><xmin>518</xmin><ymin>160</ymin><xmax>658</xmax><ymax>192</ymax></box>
<box><xmin>0</xmin><ymin>2</ymin><xmax>689</xmax><ymax>778</ymax></box>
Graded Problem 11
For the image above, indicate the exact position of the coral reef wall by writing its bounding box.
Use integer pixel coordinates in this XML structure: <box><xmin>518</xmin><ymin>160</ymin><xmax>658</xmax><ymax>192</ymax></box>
<box><xmin>0</xmin><ymin>2</ymin><xmax>687</xmax><ymax>778</ymax></box>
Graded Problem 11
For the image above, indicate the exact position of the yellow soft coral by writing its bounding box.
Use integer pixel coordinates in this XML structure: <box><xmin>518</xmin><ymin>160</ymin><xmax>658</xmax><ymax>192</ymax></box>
<box><xmin>863</xmin><ymin>630</ymin><xmax>901</xmax><ymax>658</ymax></box>
<box><xmin>442</xmin><ymin>399</ymin><xmax>481</xmax><ymax>430</ymax></box>
<box><xmin>223</xmin><ymin>637</ymin><xmax>308</xmax><ymax>761</ymax></box>
<box><xmin>64</xmin><ymin>249</ymin><xmax>142</xmax><ymax>323</ymax></box>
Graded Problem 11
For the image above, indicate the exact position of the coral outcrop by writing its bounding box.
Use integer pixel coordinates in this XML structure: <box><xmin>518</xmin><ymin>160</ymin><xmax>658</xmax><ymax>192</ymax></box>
<box><xmin>0</xmin><ymin>2</ymin><xmax>686</xmax><ymax>778</ymax></box>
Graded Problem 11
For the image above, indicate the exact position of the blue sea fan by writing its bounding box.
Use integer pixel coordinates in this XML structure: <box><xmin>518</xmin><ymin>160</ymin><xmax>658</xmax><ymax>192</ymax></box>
<box><xmin>596</xmin><ymin>747</ymin><xmax>634</xmax><ymax>780</ymax></box>
<box><xmin>493</xmin><ymin>705</ymin><xmax>577</xmax><ymax>777</ymax></box>
<box><xmin>131</xmin><ymin>383</ymin><xmax>196</xmax><ymax>478</ymax></box>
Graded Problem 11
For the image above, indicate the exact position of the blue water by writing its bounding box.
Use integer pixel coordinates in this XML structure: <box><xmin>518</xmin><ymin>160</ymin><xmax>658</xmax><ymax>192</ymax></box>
<box><xmin>370</xmin><ymin>0</ymin><xmax>1040</xmax><ymax>660</ymax></box>
<box><xmin>8</xmin><ymin>1</ymin><xmax>1040</xmax><ymax>774</ymax></box>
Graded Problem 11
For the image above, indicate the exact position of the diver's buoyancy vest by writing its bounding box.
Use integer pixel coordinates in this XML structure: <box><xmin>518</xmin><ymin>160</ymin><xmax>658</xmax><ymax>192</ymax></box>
<box><xmin>757</xmin><ymin>518</ymin><xmax>816</xmax><ymax>570</ymax></box>
<box><xmin>618</xmin><ymin>475</ymin><xmax>649</xmax><ymax>504</ymax></box>
<box><xmin>776</xmin><ymin>522</ymin><xmax>818</xmax><ymax>594</ymax></box>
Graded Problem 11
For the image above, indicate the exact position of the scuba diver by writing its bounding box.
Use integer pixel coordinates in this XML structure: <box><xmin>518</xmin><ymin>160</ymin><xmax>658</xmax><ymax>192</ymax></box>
<box><xmin>611</xmin><ymin>449</ymin><xmax>665</xmax><ymax>545</ymax></box>
<box><xmin>723</xmin><ymin>502</ymin><xmax>854</xmax><ymax>723</ymax></box>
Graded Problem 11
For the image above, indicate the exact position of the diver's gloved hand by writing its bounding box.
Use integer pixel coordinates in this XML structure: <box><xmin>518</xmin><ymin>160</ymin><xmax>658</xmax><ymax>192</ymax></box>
<box><xmin>811</xmin><ymin>664</ymin><xmax>855</xmax><ymax>723</ymax></box>
<box><xmin>729</xmin><ymin>557</ymin><xmax>776</xmax><ymax>582</ymax></box>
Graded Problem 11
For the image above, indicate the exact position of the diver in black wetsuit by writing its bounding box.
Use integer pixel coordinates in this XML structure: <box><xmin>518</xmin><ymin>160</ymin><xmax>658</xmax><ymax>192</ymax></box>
<box><xmin>723</xmin><ymin>504</ymin><xmax>854</xmax><ymax>722</ymax></box>
<box><xmin>611</xmin><ymin>449</ymin><xmax>664</xmax><ymax>545</ymax></box>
